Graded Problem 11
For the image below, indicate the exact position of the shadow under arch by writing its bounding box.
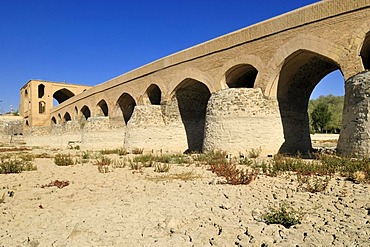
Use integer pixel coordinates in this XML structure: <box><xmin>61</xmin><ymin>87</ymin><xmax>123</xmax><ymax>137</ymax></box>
<box><xmin>277</xmin><ymin>49</ymin><xmax>342</xmax><ymax>154</ymax></box>
<box><xmin>145</xmin><ymin>84</ymin><xmax>162</xmax><ymax>105</ymax></box>
<box><xmin>81</xmin><ymin>105</ymin><xmax>91</xmax><ymax>120</ymax></box>
<box><xmin>360</xmin><ymin>31</ymin><xmax>370</xmax><ymax>69</ymax></box>
<box><xmin>173</xmin><ymin>78</ymin><xmax>211</xmax><ymax>153</ymax></box>
<box><xmin>63</xmin><ymin>112</ymin><xmax>71</xmax><ymax>122</ymax></box>
<box><xmin>225</xmin><ymin>64</ymin><xmax>258</xmax><ymax>88</ymax></box>
<box><xmin>96</xmin><ymin>99</ymin><xmax>109</xmax><ymax>117</ymax></box>
<box><xmin>53</xmin><ymin>88</ymin><xmax>75</xmax><ymax>105</ymax></box>
<box><xmin>116</xmin><ymin>93</ymin><xmax>136</xmax><ymax>125</ymax></box>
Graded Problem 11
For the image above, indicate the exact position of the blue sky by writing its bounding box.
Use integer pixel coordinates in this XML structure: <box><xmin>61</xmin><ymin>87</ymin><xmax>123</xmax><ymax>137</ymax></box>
<box><xmin>0</xmin><ymin>0</ymin><xmax>343</xmax><ymax>113</ymax></box>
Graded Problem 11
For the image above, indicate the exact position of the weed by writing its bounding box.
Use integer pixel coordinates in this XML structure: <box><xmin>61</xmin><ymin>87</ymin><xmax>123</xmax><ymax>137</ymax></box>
<box><xmin>193</xmin><ymin>150</ymin><xmax>228</xmax><ymax>166</ymax></box>
<box><xmin>132</xmin><ymin>147</ymin><xmax>144</xmax><ymax>155</ymax></box>
<box><xmin>41</xmin><ymin>180</ymin><xmax>70</xmax><ymax>189</ymax></box>
<box><xmin>210</xmin><ymin>162</ymin><xmax>258</xmax><ymax>185</ymax></box>
<box><xmin>100</xmin><ymin>148</ymin><xmax>128</xmax><ymax>156</ymax></box>
<box><xmin>297</xmin><ymin>174</ymin><xmax>331</xmax><ymax>193</ymax></box>
<box><xmin>154</xmin><ymin>163</ymin><xmax>170</xmax><ymax>173</ymax></box>
<box><xmin>0</xmin><ymin>158</ymin><xmax>37</xmax><ymax>174</ymax></box>
<box><xmin>0</xmin><ymin>193</ymin><xmax>5</xmax><ymax>203</ymax></box>
<box><xmin>19</xmin><ymin>153</ymin><xmax>35</xmax><ymax>161</ymax></box>
<box><xmin>148</xmin><ymin>171</ymin><xmax>202</xmax><ymax>182</ymax></box>
<box><xmin>248</xmin><ymin>147</ymin><xmax>262</xmax><ymax>158</ymax></box>
<box><xmin>263</xmin><ymin>202</ymin><xmax>302</xmax><ymax>228</ymax></box>
<box><xmin>54</xmin><ymin>154</ymin><xmax>75</xmax><ymax>166</ymax></box>
<box><xmin>130</xmin><ymin>161</ymin><xmax>142</xmax><ymax>170</ymax></box>
<box><xmin>94</xmin><ymin>157</ymin><xmax>112</xmax><ymax>173</ymax></box>
<box><xmin>35</xmin><ymin>153</ymin><xmax>52</xmax><ymax>158</ymax></box>
<box><xmin>112</xmin><ymin>159</ymin><xmax>127</xmax><ymax>169</ymax></box>
<box><xmin>82</xmin><ymin>151</ymin><xmax>91</xmax><ymax>159</ymax></box>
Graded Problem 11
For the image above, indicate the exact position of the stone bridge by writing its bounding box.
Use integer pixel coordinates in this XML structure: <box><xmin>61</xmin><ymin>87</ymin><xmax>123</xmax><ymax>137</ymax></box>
<box><xmin>23</xmin><ymin>0</ymin><xmax>370</xmax><ymax>156</ymax></box>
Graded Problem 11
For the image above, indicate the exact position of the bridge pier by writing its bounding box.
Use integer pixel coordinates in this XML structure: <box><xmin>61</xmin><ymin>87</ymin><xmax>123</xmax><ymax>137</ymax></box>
<box><xmin>203</xmin><ymin>88</ymin><xmax>284</xmax><ymax>156</ymax></box>
<box><xmin>337</xmin><ymin>71</ymin><xmax>370</xmax><ymax>157</ymax></box>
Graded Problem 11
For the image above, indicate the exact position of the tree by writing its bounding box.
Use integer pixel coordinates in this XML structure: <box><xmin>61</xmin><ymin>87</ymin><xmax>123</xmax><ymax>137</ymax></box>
<box><xmin>311</xmin><ymin>102</ymin><xmax>332</xmax><ymax>133</ymax></box>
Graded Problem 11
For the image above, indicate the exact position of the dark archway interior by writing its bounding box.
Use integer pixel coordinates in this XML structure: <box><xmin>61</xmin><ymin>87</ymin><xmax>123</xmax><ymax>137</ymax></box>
<box><xmin>116</xmin><ymin>93</ymin><xmax>136</xmax><ymax>125</ymax></box>
<box><xmin>97</xmin><ymin>100</ymin><xmax>109</xmax><ymax>117</ymax></box>
<box><xmin>51</xmin><ymin>117</ymin><xmax>56</xmax><ymax>125</ymax></box>
<box><xmin>53</xmin><ymin>89</ymin><xmax>75</xmax><ymax>104</ymax></box>
<box><xmin>360</xmin><ymin>32</ymin><xmax>370</xmax><ymax>70</ymax></box>
<box><xmin>38</xmin><ymin>84</ymin><xmax>45</xmax><ymax>98</ymax></box>
<box><xmin>64</xmin><ymin>112</ymin><xmax>71</xmax><ymax>122</ymax></box>
<box><xmin>278</xmin><ymin>50</ymin><xmax>340</xmax><ymax>154</ymax></box>
<box><xmin>226</xmin><ymin>64</ymin><xmax>258</xmax><ymax>88</ymax></box>
<box><xmin>147</xmin><ymin>84</ymin><xmax>161</xmax><ymax>105</ymax></box>
<box><xmin>175</xmin><ymin>79</ymin><xmax>211</xmax><ymax>152</ymax></box>
<box><xmin>81</xmin><ymin>106</ymin><xmax>91</xmax><ymax>120</ymax></box>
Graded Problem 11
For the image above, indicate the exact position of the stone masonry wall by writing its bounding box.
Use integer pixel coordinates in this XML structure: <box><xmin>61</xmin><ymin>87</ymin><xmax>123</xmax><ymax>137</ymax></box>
<box><xmin>337</xmin><ymin>71</ymin><xmax>370</xmax><ymax>157</ymax></box>
<box><xmin>203</xmin><ymin>88</ymin><xmax>284</xmax><ymax>155</ymax></box>
<box><xmin>124</xmin><ymin>105</ymin><xmax>188</xmax><ymax>153</ymax></box>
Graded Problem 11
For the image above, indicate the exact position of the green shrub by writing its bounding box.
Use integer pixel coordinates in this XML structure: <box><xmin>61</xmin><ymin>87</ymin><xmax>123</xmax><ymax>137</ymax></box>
<box><xmin>154</xmin><ymin>163</ymin><xmax>170</xmax><ymax>173</ymax></box>
<box><xmin>263</xmin><ymin>203</ymin><xmax>302</xmax><ymax>228</ymax></box>
<box><xmin>94</xmin><ymin>156</ymin><xmax>112</xmax><ymax>173</ymax></box>
<box><xmin>297</xmin><ymin>174</ymin><xmax>331</xmax><ymax>193</ymax></box>
<box><xmin>248</xmin><ymin>147</ymin><xmax>262</xmax><ymax>158</ymax></box>
<box><xmin>193</xmin><ymin>150</ymin><xmax>228</xmax><ymax>165</ymax></box>
<box><xmin>132</xmin><ymin>147</ymin><xmax>144</xmax><ymax>155</ymax></box>
<box><xmin>54</xmin><ymin>154</ymin><xmax>74</xmax><ymax>166</ymax></box>
<box><xmin>0</xmin><ymin>158</ymin><xmax>37</xmax><ymax>174</ymax></box>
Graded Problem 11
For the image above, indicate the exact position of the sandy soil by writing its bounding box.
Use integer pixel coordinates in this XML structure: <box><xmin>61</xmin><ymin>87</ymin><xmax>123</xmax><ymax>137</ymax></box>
<box><xmin>0</xmin><ymin>147</ymin><xmax>369</xmax><ymax>246</ymax></box>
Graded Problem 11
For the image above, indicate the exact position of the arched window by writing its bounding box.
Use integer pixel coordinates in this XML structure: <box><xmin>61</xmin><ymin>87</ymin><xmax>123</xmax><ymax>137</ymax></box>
<box><xmin>38</xmin><ymin>101</ymin><xmax>46</xmax><ymax>114</ymax></box>
<box><xmin>38</xmin><ymin>84</ymin><xmax>45</xmax><ymax>98</ymax></box>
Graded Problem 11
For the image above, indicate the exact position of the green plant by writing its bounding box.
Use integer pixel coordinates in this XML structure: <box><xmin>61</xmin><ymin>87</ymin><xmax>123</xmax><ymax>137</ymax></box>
<box><xmin>100</xmin><ymin>148</ymin><xmax>128</xmax><ymax>156</ymax></box>
<box><xmin>0</xmin><ymin>158</ymin><xmax>37</xmax><ymax>174</ymax></box>
<box><xmin>210</xmin><ymin>162</ymin><xmax>257</xmax><ymax>185</ymax></box>
<box><xmin>297</xmin><ymin>174</ymin><xmax>331</xmax><ymax>193</ymax></box>
<box><xmin>263</xmin><ymin>203</ymin><xmax>302</xmax><ymax>228</ymax></box>
<box><xmin>54</xmin><ymin>154</ymin><xmax>75</xmax><ymax>166</ymax></box>
<box><xmin>34</xmin><ymin>153</ymin><xmax>52</xmax><ymax>158</ymax></box>
<box><xmin>132</xmin><ymin>147</ymin><xmax>144</xmax><ymax>155</ymax></box>
<box><xmin>112</xmin><ymin>159</ymin><xmax>127</xmax><ymax>169</ymax></box>
<box><xmin>248</xmin><ymin>147</ymin><xmax>262</xmax><ymax>158</ymax></box>
<box><xmin>0</xmin><ymin>193</ymin><xmax>5</xmax><ymax>203</ymax></box>
<box><xmin>130</xmin><ymin>161</ymin><xmax>142</xmax><ymax>170</ymax></box>
<box><xmin>154</xmin><ymin>163</ymin><xmax>170</xmax><ymax>173</ymax></box>
<box><xmin>94</xmin><ymin>157</ymin><xmax>112</xmax><ymax>173</ymax></box>
<box><xmin>193</xmin><ymin>150</ymin><xmax>227</xmax><ymax>166</ymax></box>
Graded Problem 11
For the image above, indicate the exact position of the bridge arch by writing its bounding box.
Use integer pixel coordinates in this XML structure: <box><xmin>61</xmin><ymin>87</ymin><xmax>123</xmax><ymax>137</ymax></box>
<box><xmin>96</xmin><ymin>99</ymin><xmax>109</xmax><ymax>117</ymax></box>
<box><xmin>172</xmin><ymin>78</ymin><xmax>211</xmax><ymax>152</ymax></box>
<box><xmin>51</xmin><ymin>116</ymin><xmax>57</xmax><ymax>125</ymax></box>
<box><xmin>265</xmin><ymin>34</ymin><xmax>345</xmax><ymax>98</ymax></box>
<box><xmin>225</xmin><ymin>64</ymin><xmax>258</xmax><ymax>88</ymax></box>
<box><xmin>115</xmin><ymin>93</ymin><xmax>136</xmax><ymax>125</ymax></box>
<box><xmin>277</xmin><ymin>49</ymin><xmax>342</xmax><ymax>154</ymax></box>
<box><xmin>144</xmin><ymin>84</ymin><xmax>162</xmax><ymax>105</ymax></box>
<box><xmin>63</xmin><ymin>112</ymin><xmax>72</xmax><ymax>122</ymax></box>
<box><xmin>360</xmin><ymin>31</ymin><xmax>370</xmax><ymax>70</ymax></box>
<box><xmin>219</xmin><ymin>54</ymin><xmax>264</xmax><ymax>90</ymax></box>
<box><xmin>80</xmin><ymin>105</ymin><xmax>91</xmax><ymax>120</ymax></box>
<box><xmin>53</xmin><ymin>88</ymin><xmax>75</xmax><ymax>104</ymax></box>
<box><xmin>168</xmin><ymin>68</ymin><xmax>216</xmax><ymax>100</ymax></box>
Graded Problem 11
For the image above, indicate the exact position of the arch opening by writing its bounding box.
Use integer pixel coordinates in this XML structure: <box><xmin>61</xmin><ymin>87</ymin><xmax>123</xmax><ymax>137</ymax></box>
<box><xmin>360</xmin><ymin>32</ymin><xmax>370</xmax><ymax>70</ymax></box>
<box><xmin>81</xmin><ymin>106</ymin><xmax>91</xmax><ymax>120</ymax></box>
<box><xmin>146</xmin><ymin>84</ymin><xmax>161</xmax><ymax>105</ymax></box>
<box><xmin>53</xmin><ymin>89</ymin><xmax>75</xmax><ymax>106</ymax></box>
<box><xmin>277</xmin><ymin>50</ymin><xmax>341</xmax><ymax>155</ymax></box>
<box><xmin>226</xmin><ymin>64</ymin><xmax>258</xmax><ymax>88</ymax></box>
<box><xmin>63</xmin><ymin>112</ymin><xmax>72</xmax><ymax>122</ymax></box>
<box><xmin>38</xmin><ymin>84</ymin><xmax>45</xmax><ymax>98</ymax></box>
<box><xmin>51</xmin><ymin>117</ymin><xmax>57</xmax><ymax>125</ymax></box>
<box><xmin>38</xmin><ymin>101</ymin><xmax>46</xmax><ymax>114</ymax></box>
<box><xmin>116</xmin><ymin>93</ymin><xmax>136</xmax><ymax>125</ymax></box>
<box><xmin>174</xmin><ymin>79</ymin><xmax>211</xmax><ymax>153</ymax></box>
<box><xmin>97</xmin><ymin>100</ymin><xmax>109</xmax><ymax>117</ymax></box>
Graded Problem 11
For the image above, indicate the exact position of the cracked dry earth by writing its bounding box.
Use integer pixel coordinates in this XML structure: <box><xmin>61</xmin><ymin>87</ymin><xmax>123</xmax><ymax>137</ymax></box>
<box><xmin>0</xmin><ymin>157</ymin><xmax>369</xmax><ymax>246</ymax></box>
